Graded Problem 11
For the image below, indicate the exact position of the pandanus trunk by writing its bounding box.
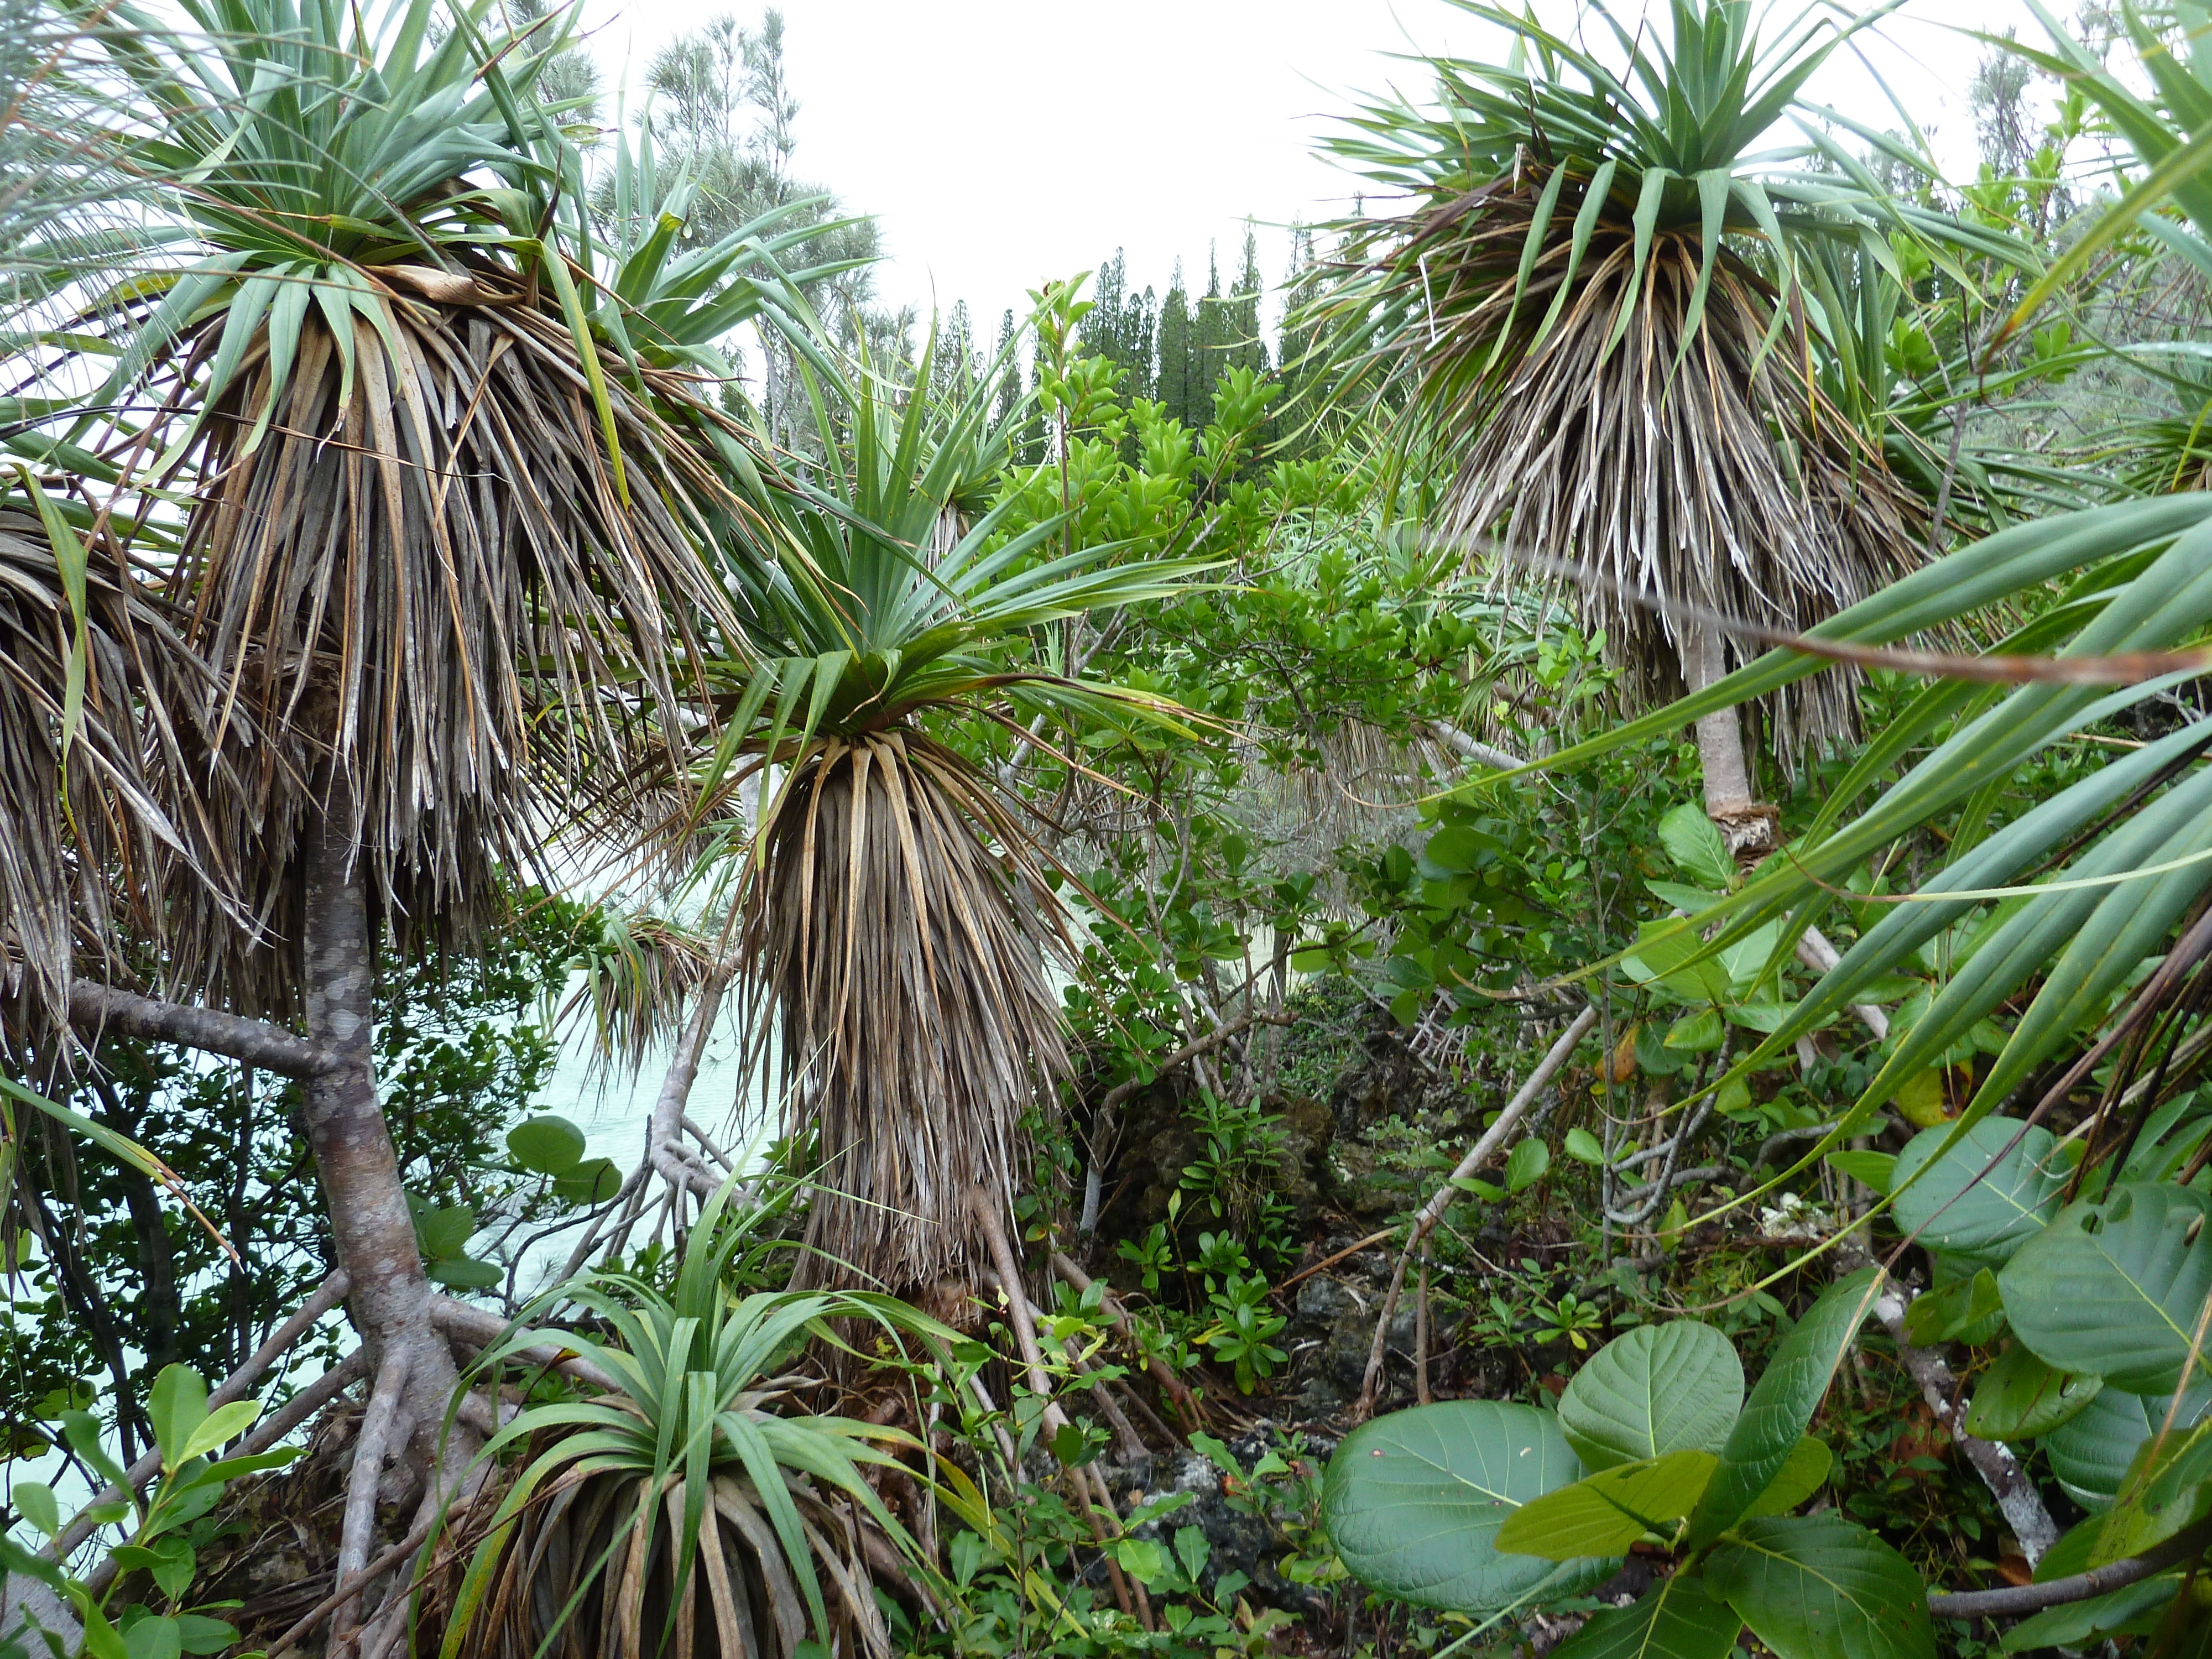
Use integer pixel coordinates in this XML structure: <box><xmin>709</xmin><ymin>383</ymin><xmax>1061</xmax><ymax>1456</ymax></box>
<box><xmin>1683</xmin><ymin>622</ymin><xmax>1774</xmax><ymax>858</ymax></box>
<box><xmin>300</xmin><ymin>778</ymin><xmax>473</xmax><ymax>1495</ymax></box>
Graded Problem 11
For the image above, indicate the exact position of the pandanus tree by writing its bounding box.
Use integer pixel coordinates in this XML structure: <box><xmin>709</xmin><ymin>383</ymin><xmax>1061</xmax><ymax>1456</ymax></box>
<box><xmin>1314</xmin><ymin>0</ymin><xmax>2014</xmax><ymax>851</ymax></box>
<box><xmin>4</xmin><ymin>0</ymin><xmax>842</xmax><ymax>1630</ymax></box>
<box><xmin>687</xmin><ymin>339</ymin><xmax>1203</xmax><ymax>1310</ymax></box>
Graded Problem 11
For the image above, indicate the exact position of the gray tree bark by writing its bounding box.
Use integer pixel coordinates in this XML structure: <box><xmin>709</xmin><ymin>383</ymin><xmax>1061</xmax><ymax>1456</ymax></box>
<box><xmin>299</xmin><ymin>782</ymin><xmax>476</xmax><ymax>1526</ymax></box>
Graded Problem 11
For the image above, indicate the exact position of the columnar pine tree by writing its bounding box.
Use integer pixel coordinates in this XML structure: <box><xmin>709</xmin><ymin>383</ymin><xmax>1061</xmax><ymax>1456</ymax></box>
<box><xmin>1156</xmin><ymin>260</ymin><xmax>1194</xmax><ymax>426</ymax></box>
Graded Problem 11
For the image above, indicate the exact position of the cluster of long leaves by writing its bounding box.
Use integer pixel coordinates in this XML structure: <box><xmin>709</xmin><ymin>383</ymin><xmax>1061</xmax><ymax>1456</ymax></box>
<box><xmin>425</xmin><ymin>1185</ymin><xmax>950</xmax><ymax>1659</ymax></box>
<box><xmin>1308</xmin><ymin>0</ymin><xmax>2023</xmax><ymax>754</ymax></box>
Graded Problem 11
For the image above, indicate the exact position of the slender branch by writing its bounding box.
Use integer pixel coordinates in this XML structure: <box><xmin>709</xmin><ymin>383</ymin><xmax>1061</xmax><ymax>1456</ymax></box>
<box><xmin>1098</xmin><ymin>1010</ymin><xmax>1298</xmax><ymax>1117</ymax></box>
<box><xmin>429</xmin><ymin>1295</ymin><xmax>622</xmax><ymax>1394</ymax></box>
<box><xmin>1794</xmin><ymin>926</ymin><xmax>1888</xmax><ymax>1041</ymax></box>
<box><xmin>1839</xmin><ymin>1240</ymin><xmax>2059</xmax><ymax>1564</ymax></box>
<box><xmin>1051</xmin><ymin>1252</ymin><xmax>1204</xmax><ymax>1429</ymax></box>
<box><xmin>975</xmin><ymin>1197</ymin><xmax>1140</xmax><ymax>1625</ymax></box>
<box><xmin>67</xmin><ymin>984</ymin><xmax>336</xmax><ymax>1077</ymax></box>
<box><xmin>651</xmin><ymin>974</ymin><xmax>727</xmax><ymax>1201</ymax></box>
<box><xmin>50</xmin><ymin>1271</ymin><xmax>350</xmax><ymax>1559</ymax></box>
<box><xmin>1354</xmin><ymin>1005</ymin><xmax>1599</xmax><ymax>1419</ymax></box>
<box><xmin>1927</xmin><ymin>1517</ymin><xmax>2212</xmax><ymax>1619</ymax></box>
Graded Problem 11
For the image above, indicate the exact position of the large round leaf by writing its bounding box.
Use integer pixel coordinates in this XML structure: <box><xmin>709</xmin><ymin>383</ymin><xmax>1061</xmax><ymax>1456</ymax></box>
<box><xmin>1890</xmin><ymin>1116</ymin><xmax>2067</xmax><ymax>1267</ymax></box>
<box><xmin>1324</xmin><ymin>1401</ymin><xmax>1600</xmax><ymax>1613</ymax></box>
<box><xmin>507</xmin><ymin>1114</ymin><xmax>587</xmax><ymax>1176</ymax></box>
<box><xmin>1999</xmin><ymin>1182</ymin><xmax>2212</xmax><ymax>1395</ymax></box>
<box><xmin>2043</xmin><ymin>1388</ymin><xmax>2166</xmax><ymax>1511</ymax></box>
<box><xmin>1559</xmin><ymin>1322</ymin><xmax>1744</xmax><ymax>1472</ymax></box>
<box><xmin>1705</xmin><ymin>1514</ymin><xmax>1933</xmax><ymax>1659</ymax></box>
<box><xmin>553</xmin><ymin>1156</ymin><xmax>622</xmax><ymax>1206</ymax></box>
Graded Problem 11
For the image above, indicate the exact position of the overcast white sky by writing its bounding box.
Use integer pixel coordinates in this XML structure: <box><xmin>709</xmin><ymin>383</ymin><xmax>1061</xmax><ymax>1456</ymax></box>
<box><xmin>579</xmin><ymin>0</ymin><xmax>2042</xmax><ymax>337</ymax></box>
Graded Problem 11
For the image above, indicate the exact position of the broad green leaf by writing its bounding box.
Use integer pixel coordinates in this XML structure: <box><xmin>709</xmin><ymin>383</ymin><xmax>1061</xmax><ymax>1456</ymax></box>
<box><xmin>1566</xmin><ymin>1128</ymin><xmax>1609</xmax><ymax>1165</ymax></box>
<box><xmin>1624</xmin><ymin>922</ymin><xmax>1736</xmax><ymax>1005</ymax></box>
<box><xmin>1743</xmin><ymin>1437</ymin><xmax>1832</xmax><ymax>1518</ymax></box>
<box><xmin>1550</xmin><ymin>1572</ymin><xmax>1743</xmax><ymax>1659</ymax></box>
<box><xmin>1902</xmin><ymin>1269</ymin><xmax>2003</xmax><ymax>1348</ymax></box>
<box><xmin>429</xmin><ymin>1256</ymin><xmax>505</xmax><ymax>1291</ymax></box>
<box><xmin>1891</xmin><ymin>1116</ymin><xmax>2067</xmax><ymax>1266</ymax></box>
<box><xmin>1507</xmin><ymin>1138</ymin><xmax>1551</xmax><ymax>1193</ymax></box>
<box><xmin>171</xmin><ymin>1616</ymin><xmax>237</xmax><ymax>1658</ymax></box>
<box><xmin>1113</xmin><ymin>1536</ymin><xmax>1164</xmax><ymax>1583</ymax></box>
<box><xmin>1687</xmin><ymin>1269</ymin><xmax>1881</xmax><ymax>1547</ymax></box>
<box><xmin>1322</xmin><ymin>1401</ymin><xmax>1606</xmax><ymax>1612</ymax></box>
<box><xmin>1999</xmin><ymin>1575</ymin><xmax>2180</xmax><ymax>1651</ymax></box>
<box><xmin>417</xmin><ymin>1204</ymin><xmax>477</xmax><ymax>1261</ymax></box>
<box><xmin>123</xmin><ymin>1614</ymin><xmax>182</xmax><ymax>1659</ymax></box>
<box><xmin>1705</xmin><ymin>1515</ymin><xmax>1934</xmax><ymax>1659</ymax></box>
<box><xmin>175</xmin><ymin>1399</ymin><xmax>260</xmax><ymax>1465</ymax></box>
<box><xmin>1559</xmin><ymin>1322</ymin><xmax>1744</xmax><ymax>1471</ymax></box>
<box><xmin>1999</xmin><ymin>1182</ymin><xmax>2212</xmax><ymax>1394</ymax></box>
<box><xmin>1827</xmin><ymin>1151</ymin><xmax>1895</xmax><ymax>1194</ymax></box>
<box><xmin>1964</xmin><ymin>1343</ymin><xmax>2103</xmax><ymax>1442</ymax></box>
<box><xmin>147</xmin><ymin>1365</ymin><xmax>208</xmax><ymax>1472</ymax></box>
<box><xmin>2041</xmin><ymin>1385</ymin><xmax>2210</xmax><ymax>1510</ymax></box>
<box><xmin>1659</xmin><ymin>803</ymin><xmax>1734</xmax><ymax>892</ymax></box>
<box><xmin>1666</xmin><ymin>1010</ymin><xmax>1725</xmax><ymax>1051</ymax></box>
<box><xmin>12</xmin><ymin>1481</ymin><xmax>58</xmax><ymax>1539</ymax></box>
<box><xmin>554</xmin><ymin>1157</ymin><xmax>622</xmax><ymax>1205</ymax></box>
<box><xmin>507</xmin><ymin>1115</ymin><xmax>587</xmax><ymax>1175</ymax></box>
<box><xmin>2095</xmin><ymin>1406</ymin><xmax>2212</xmax><ymax>1564</ymax></box>
<box><xmin>1494</xmin><ymin>1451</ymin><xmax>1718</xmax><ymax>1559</ymax></box>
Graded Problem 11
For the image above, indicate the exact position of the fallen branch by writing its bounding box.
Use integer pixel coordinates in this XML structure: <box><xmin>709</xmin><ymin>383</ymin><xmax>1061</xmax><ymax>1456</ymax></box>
<box><xmin>975</xmin><ymin>1198</ymin><xmax>1144</xmax><ymax>1627</ymax></box>
<box><xmin>1927</xmin><ymin>1516</ymin><xmax>2212</xmax><ymax>1619</ymax></box>
<box><xmin>1354</xmin><ymin>1005</ymin><xmax>1599</xmax><ymax>1420</ymax></box>
<box><xmin>68</xmin><ymin>984</ymin><xmax>337</xmax><ymax>1078</ymax></box>
<box><xmin>51</xmin><ymin>1271</ymin><xmax>350</xmax><ymax>1559</ymax></box>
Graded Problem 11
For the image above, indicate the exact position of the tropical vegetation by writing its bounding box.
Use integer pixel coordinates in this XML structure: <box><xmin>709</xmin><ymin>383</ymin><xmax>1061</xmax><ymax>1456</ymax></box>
<box><xmin>8</xmin><ymin>0</ymin><xmax>2212</xmax><ymax>1656</ymax></box>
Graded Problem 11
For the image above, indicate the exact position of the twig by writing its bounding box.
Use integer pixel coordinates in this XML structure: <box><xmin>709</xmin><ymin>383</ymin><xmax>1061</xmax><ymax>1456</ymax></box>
<box><xmin>262</xmin><ymin>1509</ymin><xmax>439</xmax><ymax>1659</ymax></box>
<box><xmin>1274</xmin><ymin>1228</ymin><xmax>1397</xmax><ymax>1293</ymax></box>
<box><xmin>1927</xmin><ymin>1517</ymin><xmax>2212</xmax><ymax>1619</ymax></box>
<box><xmin>1354</xmin><ymin>1006</ymin><xmax>1599</xmax><ymax>1419</ymax></box>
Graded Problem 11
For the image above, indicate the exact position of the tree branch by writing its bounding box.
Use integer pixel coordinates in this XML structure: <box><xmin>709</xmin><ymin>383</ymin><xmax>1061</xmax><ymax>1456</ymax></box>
<box><xmin>69</xmin><ymin>984</ymin><xmax>336</xmax><ymax>1077</ymax></box>
<box><xmin>429</xmin><ymin>1295</ymin><xmax>623</xmax><ymax>1395</ymax></box>
<box><xmin>1927</xmin><ymin>1516</ymin><xmax>2212</xmax><ymax>1619</ymax></box>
